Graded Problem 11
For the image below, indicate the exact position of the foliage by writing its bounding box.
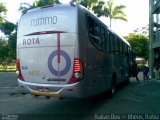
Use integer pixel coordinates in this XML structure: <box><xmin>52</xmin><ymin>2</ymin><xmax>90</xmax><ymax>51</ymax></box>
<box><xmin>33</xmin><ymin>0</ymin><xmax>60</xmax><ymax>7</ymax></box>
<box><xmin>124</xmin><ymin>34</ymin><xmax>149</xmax><ymax>60</ymax></box>
<box><xmin>0</xmin><ymin>41</ymin><xmax>10</xmax><ymax>63</ymax></box>
<box><xmin>0</xmin><ymin>3</ymin><xmax>14</xmax><ymax>65</ymax></box>
<box><xmin>0</xmin><ymin>21</ymin><xmax>15</xmax><ymax>36</ymax></box>
<box><xmin>137</xmin><ymin>64</ymin><xmax>144</xmax><ymax>72</ymax></box>
<box><xmin>0</xmin><ymin>18</ymin><xmax>16</xmax><ymax>64</ymax></box>
<box><xmin>19</xmin><ymin>0</ymin><xmax>60</xmax><ymax>14</ymax></box>
<box><xmin>77</xmin><ymin>0</ymin><xmax>100</xmax><ymax>11</ymax></box>
<box><xmin>0</xmin><ymin>21</ymin><xmax>17</xmax><ymax>61</ymax></box>
<box><xmin>8</xmin><ymin>32</ymin><xmax>17</xmax><ymax>60</ymax></box>
<box><xmin>20</xmin><ymin>0</ymin><xmax>100</xmax><ymax>12</ymax></box>
<box><xmin>0</xmin><ymin>2</ymin><xmax>7</xmax><ymax>23</ymax></box>
<box><xmin>0</xmin><ymin>37</ymin><xmax>16</xmax><ymax>64</ymax></box>
<box><xmin>93</xmin><ymin>0</ymin><xmax>127</xmax><ymax>27</ymax></box>
<box><xmin>0</xmin><ymin>64</ymin><xmax>16</xmax><ymax>72</ymax></box>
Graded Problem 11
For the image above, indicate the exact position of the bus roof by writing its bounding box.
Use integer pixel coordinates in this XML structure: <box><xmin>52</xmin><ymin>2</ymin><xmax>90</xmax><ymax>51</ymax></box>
<box><xmin>23</xmin><ymin>4</ymin><xmax>77</xmax><ymax>14</ymax></box>
<box><xmin>18</xmin><ymin>4</ymin><xmax>78</xmax><ymax>37</ymax></box>
<box><xmin>22</xmin><ymin>4</ymin><xmax>130</xmax><ymax>47</ymax></box>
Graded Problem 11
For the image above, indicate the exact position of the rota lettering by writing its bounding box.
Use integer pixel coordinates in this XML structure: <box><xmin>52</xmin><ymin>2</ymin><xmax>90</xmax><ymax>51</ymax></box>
<box><xmin>23</xmin><ymin>38</ymin><xmax>40</xmax><ymax>45</ymax></box>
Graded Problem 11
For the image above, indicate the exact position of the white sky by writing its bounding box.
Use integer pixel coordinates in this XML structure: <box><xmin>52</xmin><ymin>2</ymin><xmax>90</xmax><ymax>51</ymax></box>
<box><xmin>0</xmin><ymin>0</ymin><xmax>149</xmax><ymax>36</ymax></box>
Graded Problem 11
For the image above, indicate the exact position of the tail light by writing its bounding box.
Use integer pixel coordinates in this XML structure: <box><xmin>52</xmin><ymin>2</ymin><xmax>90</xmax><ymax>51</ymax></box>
<box><xmin>68</xmin><ymin>58</ymin><xmax>84</xmax><ymax>84</ymax></box>
<box><xmin>16</xmin><ymin>59</ymin><xmax>24</xmax><ymax>81</ymax></box>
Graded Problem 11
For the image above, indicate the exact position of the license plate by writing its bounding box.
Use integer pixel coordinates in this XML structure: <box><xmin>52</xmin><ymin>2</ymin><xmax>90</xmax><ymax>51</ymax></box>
<box><xmin>37</xmin><ymin>87</ymin><xmax>50</xmax><ymax>93</ymax></box>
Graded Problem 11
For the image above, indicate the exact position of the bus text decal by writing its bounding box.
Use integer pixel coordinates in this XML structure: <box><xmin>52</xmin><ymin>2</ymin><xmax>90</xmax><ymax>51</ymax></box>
<box><xmin>31</xmin><ymin>16</ymin><xmax>57</xmax><ymax>27</ymax></box>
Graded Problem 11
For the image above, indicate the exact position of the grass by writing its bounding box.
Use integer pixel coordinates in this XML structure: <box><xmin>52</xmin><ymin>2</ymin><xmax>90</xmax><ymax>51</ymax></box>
<box><xmin>0</xmin><ymin>65</ymin><xmax>16</xmax><ymax>72</ymax></box>
<box><xmin>137</xmin><ymin>64</ymin><xmax>144</xmax><ymax>71</ymax></box>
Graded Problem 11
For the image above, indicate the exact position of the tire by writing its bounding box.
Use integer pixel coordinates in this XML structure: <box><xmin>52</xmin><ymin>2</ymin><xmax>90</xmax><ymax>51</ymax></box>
<box><xmin>34</xmin><ymin>95</ymin><xmax>39</xmax><ymax>97</ymax></box>
<box><xmin>125</xmin><ymin>78</ymin><xmax>130</xmax><ymax>84</ymax></box>
<box><xmin>45</xmin><ymin>96</ymin><xmax>50</xmax><ymax>99</ymax></box>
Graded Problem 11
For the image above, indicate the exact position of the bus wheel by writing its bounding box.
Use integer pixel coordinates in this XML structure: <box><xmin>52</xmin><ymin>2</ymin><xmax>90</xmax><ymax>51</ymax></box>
<box><xmin>125</xmin><ymin>78</ymin><xmax>130</xmax><ymax>84</ymax></box>
<box><xmin>45</xmin><ymin>96</ymin><xmax>50</xmax><ymax>99</ymax></box>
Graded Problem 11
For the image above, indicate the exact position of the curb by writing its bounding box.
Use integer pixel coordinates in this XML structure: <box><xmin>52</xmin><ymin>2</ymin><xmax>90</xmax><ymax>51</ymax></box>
<box><xmin>149</xmin><ymin>79</ymin><xmax>160</xmax><ymax>83</ymax></box>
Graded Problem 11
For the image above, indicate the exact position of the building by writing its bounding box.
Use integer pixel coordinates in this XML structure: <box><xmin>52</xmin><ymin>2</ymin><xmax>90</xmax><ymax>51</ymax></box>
<box><xmin>149</xmin><ymin>0</ymin><xmax>160</xmax><ymax>78</ymax></box>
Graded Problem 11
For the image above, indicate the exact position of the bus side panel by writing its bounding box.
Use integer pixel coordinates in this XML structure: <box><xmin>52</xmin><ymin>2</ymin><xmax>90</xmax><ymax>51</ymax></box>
<box><xmin>103</xmin><ymin>53</ymin><xmax>113</xmax><ymax>90</ymax></box>
<box><xmin>114</xmin><ymin>55</ymin><xmax>129</xmax><ymax>84</ymax></box>
<box><xmin>78</xmin><ymin>8</ymin><xmax>110</xmax><ymax>97</ymax></box>
<box><xmin>76</xmin><ymin>7</ymin><xmax>88</xmax><ymax>97</ymax></box>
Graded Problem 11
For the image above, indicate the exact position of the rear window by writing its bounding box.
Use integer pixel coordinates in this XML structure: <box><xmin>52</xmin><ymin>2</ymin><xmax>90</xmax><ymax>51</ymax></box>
<box><xmin>17</xmin><ymin>6</ymin><xmax>77</xmax><ymax>37</ymax></box>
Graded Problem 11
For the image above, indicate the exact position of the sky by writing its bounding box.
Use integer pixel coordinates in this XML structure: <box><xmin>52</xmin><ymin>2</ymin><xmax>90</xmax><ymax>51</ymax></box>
<box><xmin>0</xmin><ymin>0</ymin><xmax>149</xmax><ymax>36</ymax></box>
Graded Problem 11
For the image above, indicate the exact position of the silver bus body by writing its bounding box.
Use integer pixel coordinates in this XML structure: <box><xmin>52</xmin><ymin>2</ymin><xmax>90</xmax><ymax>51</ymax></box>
<box><xmin>16</xmin><ymin>4</ymin><xmax>131</xmax><ymax>98</ymax></box>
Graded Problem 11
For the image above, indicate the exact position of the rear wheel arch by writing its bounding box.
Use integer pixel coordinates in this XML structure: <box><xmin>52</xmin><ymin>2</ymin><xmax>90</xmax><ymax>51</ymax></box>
<box><xmin>112</xmin><ymin>72</ymin><xmax>117</xmax><ymax>85</ymax></box>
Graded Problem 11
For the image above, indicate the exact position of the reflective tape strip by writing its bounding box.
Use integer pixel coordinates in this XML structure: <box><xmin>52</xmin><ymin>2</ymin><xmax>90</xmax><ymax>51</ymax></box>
<box><xmin>31</xmin><ymin>91</ymin><xmax>60</xmax><ymax>97</ymax></box>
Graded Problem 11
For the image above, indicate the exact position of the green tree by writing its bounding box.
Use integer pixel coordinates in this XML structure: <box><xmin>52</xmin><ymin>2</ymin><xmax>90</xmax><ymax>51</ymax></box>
<box><xmin>0</xmin><ymin>22</ymin><xmax>17</xmax><ymax>63</ymax></box>
<box><xmin>0</xmin><ymin>2</ymin><xmax>12</xmax><ymax>65</ymax></box>
<box><xmin>0</xmin><ymin>2</ymin><xmax>17</xmax><ymax>65</ymax></box>
<box><xmin>0</xmin><ymin>40</ymin><xmax>10</xmax><ymax>64</ymax></box>
<box><xmin>0</xmin><ymin>21</ymin><xmax>15</xmax><ymax>36</ymax></box>
<box><xmin>77</xmin><ymin>0</ymin><xmax>99</xmax><ymax>11</ymax></box>
<box><xmin>0</xmin><ymin>2</ymin><xmax>7</xmax><ymax>23</ymax></box>
<box><xmin>8</xmin><ymin>32</ymin><xmax>17</xmax><ymax>60</ymax></box>
<box><xmin>124</xmin><ymin>34</ymin><xmax>149</xmax><ymax>60</ymax></box>
<box><xmin>33</xmin><ymin>0</ymin><xmax>60</xmax><ymax>7</ymax></box>
<box><xmin>93</xmin><ymin>0</ymin><xmax>127</xmax><ymax>27</ymax></box>
<box><xmin>0</xmin><ymin>9</ymin><xmax>16</xmax><ymax>63</ymax></box>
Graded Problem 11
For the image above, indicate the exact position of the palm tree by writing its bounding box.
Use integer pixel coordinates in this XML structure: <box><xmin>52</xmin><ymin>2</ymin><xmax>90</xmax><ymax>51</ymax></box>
<box><xmin>19</xmin><ymin>0</ymin><xmax>59</xmax><ymax>14</ymax></box>
<box><xmin>93</xmin><ymin>0</ymin><xmax>127</xmax><ymax>27</ymax></box>
<box><xmin>77</xmin><ymin>0</ymin><xmax>99</xmax><ymax>11</ymax></box>
<box><xmin>33</xmin><ymin>0</ymin><xmax>60</xmax><ymax>7</ymax></box>
<box><xmin>19</xmin><ymin>0</ymin><xmax>100</xmax><ymax>13</ymax></box>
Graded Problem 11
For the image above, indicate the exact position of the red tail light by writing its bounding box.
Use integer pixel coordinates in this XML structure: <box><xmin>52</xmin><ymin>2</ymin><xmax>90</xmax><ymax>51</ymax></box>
<box><xmin>68</xmin><ymin>58</ymin><xmax>84</xmax><ymax>84</ymax></box>
<box><xmin>16</xmin><ymin>59</ymin><xmax>24</xmax><ymax>81</ymax></box>
<box><xmin>74</xmin><ymin>59</ymin><xmax>81</xmax><ymax>72</ymax></box>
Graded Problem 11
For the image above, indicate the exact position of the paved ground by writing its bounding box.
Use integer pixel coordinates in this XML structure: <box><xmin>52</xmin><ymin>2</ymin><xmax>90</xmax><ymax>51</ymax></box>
<box><xmin>0</xmin><ymin>72</ymin><xmax>160</xmax><ymax>120</ymax></box>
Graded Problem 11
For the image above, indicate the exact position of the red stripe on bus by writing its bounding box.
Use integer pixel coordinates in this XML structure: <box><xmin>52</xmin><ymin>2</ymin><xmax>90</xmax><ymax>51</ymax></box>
<box><xmin>57</xmin><ymin>33</ymin><xmax>60</xmax><ymax>63</ymax></box>
<box><xmin>24</xmin><ymin>31</ymin><xmax>66</xmax><ymax>36</ymax></box>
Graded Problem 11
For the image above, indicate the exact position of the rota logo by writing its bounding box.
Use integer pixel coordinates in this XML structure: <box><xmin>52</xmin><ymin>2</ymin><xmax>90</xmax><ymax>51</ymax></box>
<box><xmin>23</xmin><ymin>38</ymin><xmax>40</xmax><ymax>45</ymax></box>
<box><xmin>48</xmin><ymin>50</ymin><xmax>71</xmax><ymax>76</ymax></box>
<box><xmin>48</xmin><ymin>32</ymin><xmax>71</xmax><ymax>76</ymax></box>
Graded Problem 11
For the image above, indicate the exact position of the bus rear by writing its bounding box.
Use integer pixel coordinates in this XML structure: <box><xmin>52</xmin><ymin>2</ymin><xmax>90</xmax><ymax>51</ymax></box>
<box><xmin>16</xmin><ymin>5</ymin><xmax>85</xmax><ymax>98</ymax></box>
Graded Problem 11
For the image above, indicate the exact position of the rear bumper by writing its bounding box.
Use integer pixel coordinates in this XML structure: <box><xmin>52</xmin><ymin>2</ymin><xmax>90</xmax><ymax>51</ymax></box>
<box><xmin>17</xmin><ymin>79</ymin><xmax>86</xmax><ymax>98</ymax></box>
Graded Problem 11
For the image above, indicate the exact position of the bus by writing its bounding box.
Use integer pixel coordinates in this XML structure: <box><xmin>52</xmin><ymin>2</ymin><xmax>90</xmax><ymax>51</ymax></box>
<box><xmin>16</xmin><ymin>3</ymin><xmax>131</xmax><ymax>99</ymax></box>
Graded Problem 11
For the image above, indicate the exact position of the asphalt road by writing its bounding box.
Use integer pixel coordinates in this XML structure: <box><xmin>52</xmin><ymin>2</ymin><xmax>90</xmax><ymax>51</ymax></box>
<box><xmin>0</xmin><ymin>72</ymin><xmax>160</xmax><ymax>120</ymax></box>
